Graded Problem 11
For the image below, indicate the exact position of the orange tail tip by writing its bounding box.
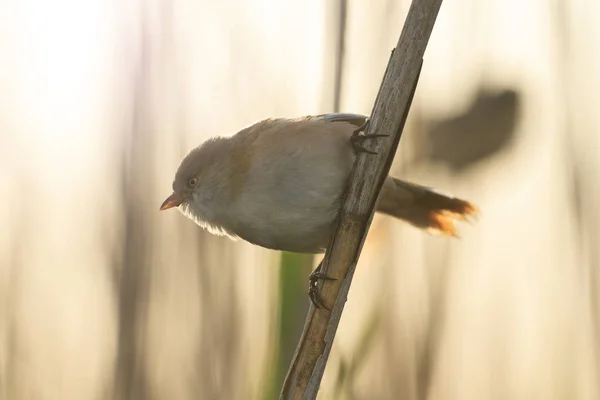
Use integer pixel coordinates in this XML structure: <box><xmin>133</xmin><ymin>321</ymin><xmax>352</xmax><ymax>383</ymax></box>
<box><xmin>440</xmin><ymin>201</ymin><xmax>479</xmax><ymax>222</ymax></box>
<box><xmin>427</xmin><ymin>211</ymin><xmax>459</xmax><ymax>237</ymax></box>
<box><xmin>427</xmin><ymin>201</ymin><xmax>479</xmax><ymax>237</ymax></box>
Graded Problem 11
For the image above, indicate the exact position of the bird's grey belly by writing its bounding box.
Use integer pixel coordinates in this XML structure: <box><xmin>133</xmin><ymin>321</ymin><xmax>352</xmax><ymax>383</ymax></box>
<box><xmin>228</xmin><ymin>198</ymin><xmax>340</xmax><ymax>253</ymax></box>
<box><xmin>239</xmin><ymin>222</ymin><xmax>335</xmax><ymax>253</ymax></box>
<box><xmin>225</xmin><ymin>170</ymin><xmax>348</xmax><ymax>253</ymax></box>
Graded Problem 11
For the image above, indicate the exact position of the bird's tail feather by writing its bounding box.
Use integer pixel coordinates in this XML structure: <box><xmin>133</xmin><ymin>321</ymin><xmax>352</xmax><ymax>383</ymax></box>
<box><xmin>376</xmin><ymin>177</ymin><xmax>478</xmax><ymax>237</ymax></box>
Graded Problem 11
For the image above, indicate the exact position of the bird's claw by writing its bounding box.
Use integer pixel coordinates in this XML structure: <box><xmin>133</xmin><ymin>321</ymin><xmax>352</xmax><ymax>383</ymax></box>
<box><xmin>352</xmin><ymin>119</ymin><xmax>370</xmax><ymax>136</ymax></box>
<box><xmin>351</xmin><ymin>133</ymin><xmax>390</xmax><ymax>155</ymax></box>
<box><xmin>351</xmin><ymin>119</ymin><xmax>389</xmax><ymax>154</ymax></box>
<box><xmin>308</xmin><ymin>263</ymin><xmax>337</xmax><ymax>311</ymax></box>
<box><xmin>309</xmin><ymin>286</ymin><xmax>329</xmax><ymax>311</ymax></box>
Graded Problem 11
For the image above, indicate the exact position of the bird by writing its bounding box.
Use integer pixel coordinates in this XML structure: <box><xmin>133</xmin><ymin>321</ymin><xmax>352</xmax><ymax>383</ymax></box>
<box><xmin>160</xmin><ymin>113</ymin><xmax>478</xmax><ymax>308</ymax></box>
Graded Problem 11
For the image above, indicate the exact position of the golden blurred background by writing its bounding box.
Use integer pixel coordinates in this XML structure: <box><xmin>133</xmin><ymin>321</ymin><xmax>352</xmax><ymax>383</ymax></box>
<box><xmin>1</xmin><ymin>0</ymin><xmax>599</xmax><ymax>399</ymax></box>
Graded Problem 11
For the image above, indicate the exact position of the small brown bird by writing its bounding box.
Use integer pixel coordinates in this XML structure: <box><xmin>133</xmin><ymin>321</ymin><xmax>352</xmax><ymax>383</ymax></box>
<box><xmin>160</xmin><ymin>113</ymin><xmax>477</xmax><ymax>307</ymax></box>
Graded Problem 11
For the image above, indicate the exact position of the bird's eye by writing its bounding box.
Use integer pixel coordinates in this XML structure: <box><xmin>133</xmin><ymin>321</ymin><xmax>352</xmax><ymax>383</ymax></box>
<box><xmin>187</xmin><ymin>177</ymin><xmax>198</xmax><ymax>187</ymax></box>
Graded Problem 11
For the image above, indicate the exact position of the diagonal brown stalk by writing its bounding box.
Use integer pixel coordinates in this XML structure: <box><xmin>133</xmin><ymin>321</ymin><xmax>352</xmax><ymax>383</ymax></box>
<box><xmin>280</xmin><ymin>0</ymin><xmax>444</xmax><ymax>398</ymax></box>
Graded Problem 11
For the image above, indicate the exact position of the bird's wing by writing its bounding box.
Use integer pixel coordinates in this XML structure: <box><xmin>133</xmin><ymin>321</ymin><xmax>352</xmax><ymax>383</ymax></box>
<box><xmin>312</xmin><ymin>113</ymin><xmax>368</xmax><ymax>128</ymax></box>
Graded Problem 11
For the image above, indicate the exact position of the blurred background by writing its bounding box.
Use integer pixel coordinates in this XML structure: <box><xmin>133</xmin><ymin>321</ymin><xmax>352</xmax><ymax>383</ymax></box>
<box><xmin>1</xmin><ymin>0</ymin><xmax>599</xmax><ymax>399</ymax></box>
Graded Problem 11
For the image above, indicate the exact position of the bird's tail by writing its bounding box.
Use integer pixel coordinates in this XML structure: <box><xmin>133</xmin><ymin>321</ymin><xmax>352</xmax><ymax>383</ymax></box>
<box><xmin>376</xmin><ymin>177</ymin><xmax>478</xmax><ymax>237</ymax></box>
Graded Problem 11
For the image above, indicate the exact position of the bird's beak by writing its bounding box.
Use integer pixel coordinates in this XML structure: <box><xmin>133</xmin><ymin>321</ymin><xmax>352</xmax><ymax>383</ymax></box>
<box><xmin>160</xmin><ymin>193</ymin><xmax>185</xmax><ymax>211</ymax></box>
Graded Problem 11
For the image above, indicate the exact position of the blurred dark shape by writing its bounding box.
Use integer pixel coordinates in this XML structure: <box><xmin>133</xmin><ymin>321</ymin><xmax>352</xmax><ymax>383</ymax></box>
<box><xmin>194</xmin><ymin>233</ymin><xmax>242</xmax><ymax>400</ymax></box>
<box><xmin>112</xmin><ymin>5</ymin><xmax>154</xmax><ymax>399</ymax></box>
<box><xmin>414</xmin><ymin>88</ymin><xmax>521</xmax><ymax>172</ymax></box>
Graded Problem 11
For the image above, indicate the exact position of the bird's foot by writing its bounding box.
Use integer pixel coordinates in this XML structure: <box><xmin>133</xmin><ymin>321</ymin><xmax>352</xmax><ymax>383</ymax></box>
<box><xmin>308</xmin><ymin>261</ymin><xmax>336</xmax><ymax>311</ymax></box>
<box><xmin>351</xmin><ymin>119</ymin><xmax>389</xmax><ymax>154</ymax></box>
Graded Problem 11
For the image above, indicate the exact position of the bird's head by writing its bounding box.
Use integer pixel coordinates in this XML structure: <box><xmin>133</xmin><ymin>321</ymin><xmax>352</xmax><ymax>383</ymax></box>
<box><xmin>160</xmin><ymin>147</ymin><xmax>204</xmax><ymax>211</ymax></box>
<box><xmin>159</xmin><ymin>138</ymin><xmax>227</xmax><ymax>213</ymax></box>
